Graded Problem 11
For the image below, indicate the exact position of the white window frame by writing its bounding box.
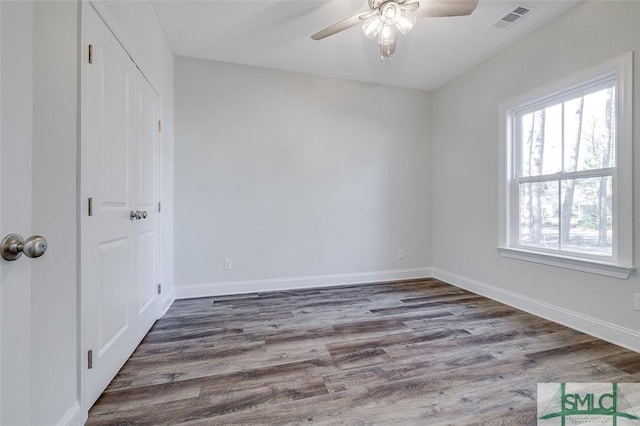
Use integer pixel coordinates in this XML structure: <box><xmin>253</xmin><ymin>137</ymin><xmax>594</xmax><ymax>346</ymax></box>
<box><xmin>498</xmin><ymin>52</ymin><xmax>634</xmax><ymax>279</ymax></box>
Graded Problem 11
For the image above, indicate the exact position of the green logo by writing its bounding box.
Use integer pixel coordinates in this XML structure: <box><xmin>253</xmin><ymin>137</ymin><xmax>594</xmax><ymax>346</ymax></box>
<box><xmin>538</xmin><ymin>383</ymin><xmax>640</xmax><ymax>425</ymax></box>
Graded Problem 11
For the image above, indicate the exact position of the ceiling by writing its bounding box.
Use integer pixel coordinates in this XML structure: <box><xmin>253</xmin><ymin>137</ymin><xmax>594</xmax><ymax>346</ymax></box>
<box><xmin>151</xmin><ymin>0</ymin><xmax>579</xmax><ymax>91</ymax></box>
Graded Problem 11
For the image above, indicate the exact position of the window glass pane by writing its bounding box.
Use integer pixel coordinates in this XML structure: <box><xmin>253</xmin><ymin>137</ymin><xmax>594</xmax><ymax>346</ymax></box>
<box><xmin>519</xmin><ymin>104</ymin><xmax>562</xmax><ymax>177</ymax></box>
<box><xmin>567</xmin><ymin>86</ymin><xmax>616</xmax><ymax>173</ymax></box>
<box><xmin>563</xmin><ymin>96</ymin><xmax>584</xmax><ymax>173</ymax></box>
<box><xmin>506</xmin><ymin>59</ymin><xmax>629</xmax><ymax>268</ymax></box>
<box><xmin>520</xmin><ymin>112</ymin><xmax>533</xmax><ymax>176</ymax></box>
<box><xmin>519</xmin><ymin>181</ymin><xmax>559</xmax><ymax>250</ymax></box>
<box><xmin>542</xmin><ymin>104</ymin><xmax>562</xmax><ymax>175</ymax></box>
<box><xmin>560</xmin><ymin>177</ymin><xmax>612</xmax><ymax>256</ymax></box>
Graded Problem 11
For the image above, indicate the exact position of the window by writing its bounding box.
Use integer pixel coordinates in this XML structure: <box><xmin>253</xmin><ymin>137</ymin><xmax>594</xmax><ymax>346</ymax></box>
<box><xmin>498</xmin><ymin>53</ymin><xmax>634</xmax><ymax>279</ymax></box>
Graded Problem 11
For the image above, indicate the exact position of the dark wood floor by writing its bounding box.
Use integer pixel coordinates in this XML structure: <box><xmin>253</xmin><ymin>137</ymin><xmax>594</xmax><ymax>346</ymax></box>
<box><xmin>87</xmin><ymin>278</ymin><xmax>640</xmax><ymax>425</ymax></box>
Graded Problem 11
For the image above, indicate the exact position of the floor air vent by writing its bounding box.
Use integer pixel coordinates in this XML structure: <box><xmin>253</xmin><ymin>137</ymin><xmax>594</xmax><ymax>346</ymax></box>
<box><xmin>492</xmin><ymin>5</ymin><xmax>533</xmax><ymax>29</ymax></box>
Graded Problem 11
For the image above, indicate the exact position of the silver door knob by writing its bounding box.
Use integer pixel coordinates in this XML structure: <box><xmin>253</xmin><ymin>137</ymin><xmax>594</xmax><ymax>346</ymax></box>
<box><xmin>129</xmin><ymin>210</ymin><xmax>147</xmax><ymax>220</ymax></box>
<box><xmin>1</xmin><ymin>234</ymin><xmax>48</xmax><ymax>261</ymax></box>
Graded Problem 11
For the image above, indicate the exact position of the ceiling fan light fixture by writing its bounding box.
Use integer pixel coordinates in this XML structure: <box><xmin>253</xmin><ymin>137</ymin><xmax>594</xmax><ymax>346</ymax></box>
<box><xmin>379</xmin><ymin>39</ymin><xmax>396</xmax><ymax>59</ymax></box>
<box><xmin>362</xmin><ymin>14</ymin><xmax>383</xmax><ymax>38</ymax></box>
<box><xmin>380</xmin><ymin>2</ymin><xmax>400</xmax><ymax>24</ymax></box>
<box><xmin>378</xmin><ymin>24</ymin><xmax>396</xmax><ymax>45</ymax></box>
<box><xmin>395</xmin><ymin>11</ymin><xmax>416</xmax><ymax>35</ymax></box>
<box><xmin>311</xmin><ymin>0</ymin><xmax>479</xmax><ymax>60</ymax></box>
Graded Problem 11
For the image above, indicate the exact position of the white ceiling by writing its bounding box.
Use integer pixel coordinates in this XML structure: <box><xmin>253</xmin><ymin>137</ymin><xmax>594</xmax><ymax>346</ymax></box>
<box><xmin>152</xmin><ymin>0</ymin><xmax>579</xmax><ymax>91</ymax></box>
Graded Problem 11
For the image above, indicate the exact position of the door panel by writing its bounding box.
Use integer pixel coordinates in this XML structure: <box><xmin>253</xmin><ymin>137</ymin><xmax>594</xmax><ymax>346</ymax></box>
<box><xmin>137</xmin><ymin>84</ymin><xmax>157</xmax><ymax>208</ymax></box>
<box><xmin>100</xmin><ymin>44</ymin><xmax>129</xmax><ymax>205</ymax></box>
<box><xmin>130</xmin><ymin>70</ymin><xmax>160</xmax><ymax>340</ymax></box>
<box><xmin>98</xmin><ymin>238</ymin><xmax>130</xmax><ymax>352</ymax></box>
<box><xmin>82</xmin><ymin>4</ymin><xmax>160</xmax><ymax>408</ymax></box>
<box><xmin>138</xmin><ymin>231</ymin><xmax>156</xmax><ymax>313</ymax></box>
<box><xmin>82</xmin><ymin>5</ymin><xmax>136</xmax><ymax>406</ymax></box>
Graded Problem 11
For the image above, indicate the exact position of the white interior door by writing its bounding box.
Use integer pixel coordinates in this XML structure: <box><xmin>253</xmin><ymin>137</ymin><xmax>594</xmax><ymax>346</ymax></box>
<box><xmin>1</xmin><ymin>1</ymin><xmax>34</xmax><ymax>423</ymax></box>
<box><xmin>81</xmin><ymin>5</ymin><xmax>160</xmax><ymax>408</ymax></box>
<box><xmin>82</xmin><ymin>4</ymin><xmax>135</xmax><ymax>406</ymax></box>
<box><xmin>130</xmin><ymin>71</ymin><xmax>161</xmax><ymax>343</ymax></box>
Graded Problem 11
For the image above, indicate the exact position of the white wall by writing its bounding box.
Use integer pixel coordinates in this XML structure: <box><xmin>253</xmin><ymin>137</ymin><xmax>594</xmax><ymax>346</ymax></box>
<box><xmin>431</xmin><ymin>1</ymin><xmax>640</xmax><ymax>350</ymax></box>
<box><xmin>174</xmin><ymin>57</ymin><xmax>431</xmax><ymax>297</ymax></box>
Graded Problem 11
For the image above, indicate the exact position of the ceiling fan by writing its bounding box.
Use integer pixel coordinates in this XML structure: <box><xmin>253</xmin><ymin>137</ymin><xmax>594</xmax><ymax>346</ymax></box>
<box><xmin>311</xmin><ymin>0</ymin><xmax>479</xmax><ymax>60</ymax></box>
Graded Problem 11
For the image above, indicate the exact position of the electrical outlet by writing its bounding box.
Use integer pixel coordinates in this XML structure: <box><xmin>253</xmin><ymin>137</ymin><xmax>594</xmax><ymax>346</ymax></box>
<box><xmin>224</xmin><ymin>259</ymin><xmax>232</xmax><ymax>270</ymax></box>
<box><xmin>634</xmin><ymin>293</ymin><xmax>640</xmax><ymax>311</ymax></box>
<box><xmin>397</xmin><ymin>249</ymin><xmax>405</xmax><ymax>260</ymax></box>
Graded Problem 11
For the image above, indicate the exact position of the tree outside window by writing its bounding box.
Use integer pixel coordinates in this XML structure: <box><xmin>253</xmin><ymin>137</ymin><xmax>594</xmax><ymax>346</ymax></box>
<box><xmin>516</xmin><ymin>86</ymin><xmax>615</xmax><ymax>257</ymax></box>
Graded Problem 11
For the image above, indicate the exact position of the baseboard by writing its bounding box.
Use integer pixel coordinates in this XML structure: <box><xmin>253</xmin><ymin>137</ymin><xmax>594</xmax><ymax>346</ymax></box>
<box><xmin>432</xmin><ymin>268</ymin><xmax>640</xmax><ymax>353</ymax></box>
<box><xmin>57</xmin><ymin>401</ymin><xmax>84</xmax><ymax>426</ymax></box>
<box><xmin>159</xmin><ymin>288</ymin><xmax>176</xmax><ymax>317</ymax></box>
<box><xmin>176</xmin><ymin>267</ymin><xmax>433</xmax><ymax>299</ymax></box>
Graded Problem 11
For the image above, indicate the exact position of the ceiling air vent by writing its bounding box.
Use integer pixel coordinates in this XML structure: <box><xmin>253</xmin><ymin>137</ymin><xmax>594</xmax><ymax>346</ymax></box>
<box><xmin>492</xmin><ymin>5</ymin><xmax>533</xmax><ymax>29</ymax></box>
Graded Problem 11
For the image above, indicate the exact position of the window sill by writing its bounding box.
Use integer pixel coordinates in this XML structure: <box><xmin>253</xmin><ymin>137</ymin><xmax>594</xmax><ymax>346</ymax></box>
<box><xmin>496</xmin><ymin>247</ymin><xmax>635</xmax><ymax>279</ymax></box>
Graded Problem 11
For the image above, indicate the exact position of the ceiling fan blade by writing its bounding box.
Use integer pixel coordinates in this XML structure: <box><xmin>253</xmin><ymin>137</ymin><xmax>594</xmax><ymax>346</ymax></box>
<box><xmin>414</xmin><ymin>0</ymin><xmax>479</xmax><ymax>17</ymax></box>
<box><xmin>311</xmin><ymin>11</ymin><xmax>372</xmax><ymax>40</ymax></box>
<box><xmin>401</xmin><ymin>2</ymin><xmax>420</xmax><ymax>11</ymax></box>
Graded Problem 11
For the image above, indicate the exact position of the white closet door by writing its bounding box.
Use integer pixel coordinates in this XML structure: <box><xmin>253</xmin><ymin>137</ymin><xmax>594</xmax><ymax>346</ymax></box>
<box><xmin>130</xmin><ymin>69</ymin><xmax>160</xmax><ymax>344</ymax></box>
<box><xmin>81</xmin><ymin>4</ymin><xmax>159</xmax><ymax>408</ymax></box>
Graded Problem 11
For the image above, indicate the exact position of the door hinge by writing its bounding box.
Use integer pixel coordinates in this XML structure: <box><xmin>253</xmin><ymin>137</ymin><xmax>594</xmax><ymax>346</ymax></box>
<box><xmin>157</xmin><ymin>284</ymin><xmax>162</xmax><ymax>295</ymax></box>
<box><xmin>157</xmin><ymin>120</ymin><xmax>162</xmax><ymax>132</ymax></box>
<box><xmin>88</xmin><ymin>44</ymin><xmax>93</xmax><ymax>64</ymax></box>
<box><xmin>88</xmin><ymin>350</ymin><xmax>93</xmax><ymax>369</ymax></box>
<box><xmin>88</xmin><ymin>197</ymin><xmax>93</xmax><ymax>216</ymax></box>
<box><xmin>157</xmin><ymin>201</ymin><xmax>161</xmax><ymax>213</ymax></box>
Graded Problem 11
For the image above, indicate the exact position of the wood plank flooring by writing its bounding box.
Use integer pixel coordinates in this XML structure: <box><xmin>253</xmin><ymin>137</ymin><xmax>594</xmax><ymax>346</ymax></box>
<box><xmin>87</xmin><ymin>278</ymin><xmax>640</xmax><ymax>425</ymax></box>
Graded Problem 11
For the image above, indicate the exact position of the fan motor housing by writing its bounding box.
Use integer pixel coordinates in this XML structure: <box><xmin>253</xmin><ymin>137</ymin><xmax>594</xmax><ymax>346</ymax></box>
<box><xmin>368</xmin><ymin>0</ymin><xmax>408</xmax><ymax>11</ymax></box>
